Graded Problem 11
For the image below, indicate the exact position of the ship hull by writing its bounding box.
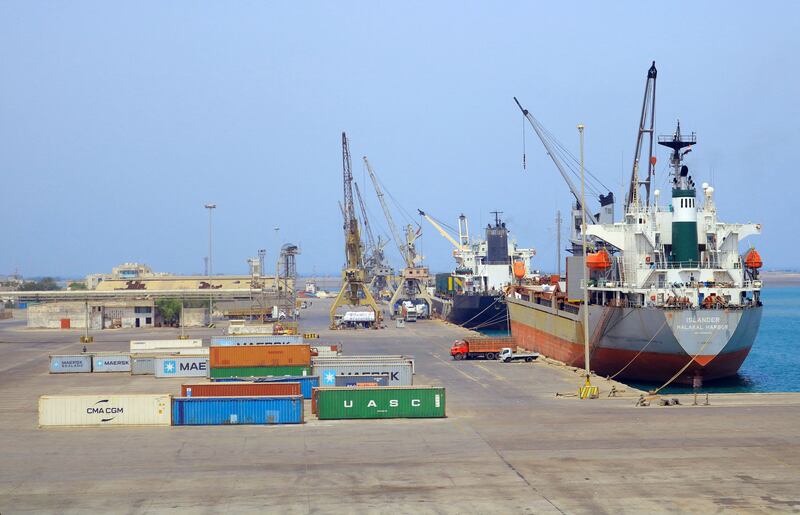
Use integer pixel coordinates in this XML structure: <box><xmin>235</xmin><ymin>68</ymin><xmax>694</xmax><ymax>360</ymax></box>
<box><xmin>432</xmin><ymin>294</ymin><xmax>509</xmax><ymax>331</ymax></box>
<box><xmin>507</xmin><ymin>296</ymin><xmax>762</xmax><ymax>384</ymax></box>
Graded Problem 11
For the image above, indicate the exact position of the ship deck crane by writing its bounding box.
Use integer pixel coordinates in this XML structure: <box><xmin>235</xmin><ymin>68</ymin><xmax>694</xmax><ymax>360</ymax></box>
<box><xmin>364</xmin><ymin>156</ymin><xmax>433</xmax><ymax>317</ymax></box>
<box><xmin>329</xmin><ymin>133</ymin><xmax>382</xmax><ymax>329</ymax></box>
<box><xmin>514</xmin><ymin>97</ymin><xmax>616</xmax><ymax>254</ymax></box>
<box><xmin>514</xmin><ymin>97</ymin><xmax>596</xmax><ymax>225</ymax></box>
<box><xmin>627</xmin><ymin>61</ymin><xmax>658</xmax><ymax>209</ymax></box>
<box><xmin>418</xmin><ymin>209</ymin><xmax>465</xmax><ymax>252</ymax></box>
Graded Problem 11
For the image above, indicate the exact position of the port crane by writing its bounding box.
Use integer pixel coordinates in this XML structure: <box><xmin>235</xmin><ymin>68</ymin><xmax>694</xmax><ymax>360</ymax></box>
<box><xmin>329</xmin><ymin>133</ymin><xmax>382</xmax><ymax>329</ymax></box>
<box><xmin>363</xmin><ymin>156</ymin><xmax>433</xmax><ymax>317</ymax></box>
<box><xmin>354</xmin><ymin>181</ymin><xmax>392</xmax><ymax>296</ymax></box>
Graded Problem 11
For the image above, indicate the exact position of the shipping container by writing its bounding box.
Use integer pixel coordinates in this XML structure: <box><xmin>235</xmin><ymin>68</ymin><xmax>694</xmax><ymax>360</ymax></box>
<box><xmin>210</xmin><ymin>344</ymin><xmax>310</xmax><ymax>368</ymax></box>
<box><xmin>313</xmin><ymin>362</ymin><xmax>413</xmax><ymax>386</ymax></box>
<box><xmin>310</xmin><ymin>344</ymin><xmax>341</xmax><ymax>358</ymax></box>
<box><xmin>212</xmin><ymin>375</ymin><xmax>319</xmax><ymax>399</ymax></box>
<box><xmin>130</xmin><ymin>339</ymin><xmax>202</xmax><ymax>352</ymax></box>
<box><xmin>227</xmin><ymin>323</ymin><xmax>275</xmax><ymax>335</ymax></box>
<box><xmin>130</xmin><ymin>347</ymin><xmax>209</xmax><ymax>356</ymax></box>
<box><xmin>39</xmin><ymin>394</ymin><xmax>171</xmax><ymax>427</ymax></box>
<box><xmin>131</xmin><ymin>356</ymin><xmax>156</xmax><ymax>375</ymax></box>
<box><xmin>312</xmin><ymin>355</ymin><xmax>415</xmax><ymax>373</ymax></box>
<box><xmin>315</xmin><ymin>387</ymin><xmax>445</xmax><ymax>419</ymax></box>
<box><xmin>210</xmin><ymin>335</ymin><xmax>303</xmax><ymax>346</ymax></box>
<box><xmin>181</xmin><ymin>382</ymin><xmax>300</xmax><ymax>397</ymax></box>
<box><xmin>49</xmin><ymin>354</ymin><xmax>92</xmax><ymax>374</ymax></box>
<box><xmin>92</xmin><ymin>353</ymin><xmax>132</xmax><ymax>373</ymax></box>
<box><xmin>171</xmin><ymin>396</ymin><xmax>304</xmax><ymax>425</ymax></box>
<box><xmin>210</xmin><ymin>366</ymin><xmax>310</xmax><ymax>379</ymax></box>
<box><xmin>154</xmin><ymin>356</ymin><xmax>209</xmax><ymax>378</ymax></box>
<box><xmin>334</xmin><ymin>374</ymin><xmax>390</xmax><ymax>387</ymax></box>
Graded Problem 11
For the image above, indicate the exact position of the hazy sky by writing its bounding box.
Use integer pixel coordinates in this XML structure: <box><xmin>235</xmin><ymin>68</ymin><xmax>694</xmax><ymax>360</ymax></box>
<box><xmin>1</xmin><ymin>2</ymin><xmax>798</xmax><ymax>277</ymax></box>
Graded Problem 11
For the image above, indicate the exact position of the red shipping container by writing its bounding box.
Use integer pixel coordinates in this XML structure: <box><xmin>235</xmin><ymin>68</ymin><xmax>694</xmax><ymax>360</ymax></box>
<box><xmin>181</xmin><ymin>382</ymin><xmax>301</xmax><ymax>397</ymax></box>
<box><xmin>210</xmin><ymin>344</ymin><xmax>311</xmax><ymax>368</ymax></box>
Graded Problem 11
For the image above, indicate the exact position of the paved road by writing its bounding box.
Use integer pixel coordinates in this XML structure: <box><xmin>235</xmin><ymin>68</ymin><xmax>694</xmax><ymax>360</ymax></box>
<box><xmin>0</xmin><ymin>301</ymin><xmax>799</xmax><ymax>513</ymax></box>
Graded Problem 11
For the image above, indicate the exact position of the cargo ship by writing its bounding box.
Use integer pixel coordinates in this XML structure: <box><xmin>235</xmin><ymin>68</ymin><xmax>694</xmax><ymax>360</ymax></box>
<box><xmin>509</xmin><ymin>63</ymin><xmax>763</xmax><ymax>385</ymax></box>
<box><xmin>426</xmin><ymin>212</ymin><xmax>535</xmax><ymax>331</ymax></box>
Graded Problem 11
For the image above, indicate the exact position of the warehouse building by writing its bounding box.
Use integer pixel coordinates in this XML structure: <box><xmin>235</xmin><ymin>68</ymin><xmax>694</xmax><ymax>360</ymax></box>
<box><xmin>27</xmin><ymin>300</ymin><xmax>155</xmax><ymax>329</ymax></box>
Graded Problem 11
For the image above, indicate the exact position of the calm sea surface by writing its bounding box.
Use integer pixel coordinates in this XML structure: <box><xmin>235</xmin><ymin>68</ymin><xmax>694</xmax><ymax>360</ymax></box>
<box><xmin>483</xmin><ymin>286</ymin><xmax>800</xmax><ymax>393</ymax></box>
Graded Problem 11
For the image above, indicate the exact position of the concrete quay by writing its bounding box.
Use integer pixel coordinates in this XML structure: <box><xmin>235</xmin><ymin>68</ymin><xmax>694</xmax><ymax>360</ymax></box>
<box><xmin>0</xmin><ymin>298</ymin><xmax>798</xmax><ymax>513</ymax></box>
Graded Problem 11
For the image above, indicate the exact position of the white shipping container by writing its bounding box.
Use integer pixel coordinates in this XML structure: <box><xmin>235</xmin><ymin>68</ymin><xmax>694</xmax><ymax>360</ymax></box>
<box><xmin>49</xmin><ymin>355</ymin><xmax>92</xmax><ymax>374</ymax></box>
<box><xmin>39</xmin><ymin>394</ymin><xmax>171</xmax><ymax>427</ymax></box>
<box><xmin>311</xmin><ymin>345</ymin><xmax>341</xmax><ymax>358</ymax></box>
<box><xmin>92</xmin><ymin>353</ymin><xmax>131</xmax><ymax>373</ymax></box>
<box><xmin>154</xmin><ymin>356</ymin><xmax>209</xmax><ymax>378</ymax></box>
<box><xmin>313</xmin><ymin>356</ymin><xmax>415</xmax><ymax>373</ymax></box>
<box><xmin>313</xmin><ymin>362</ymin><xmax>413</xmax><ymax>386</ymax></box>
<box><xmin>130</xmin><ymin>347</ymin><xmax>209</xmax><ymax>356</ymax></box>
<box><xmin>227</xmin><ymin>323</ymin><xmax>274</xmax><ymax>335</ymax></box>
<box><xmin>129</xmin><ymin>339</ymin><xmax>203</xmax><ymax>352</ymax></box>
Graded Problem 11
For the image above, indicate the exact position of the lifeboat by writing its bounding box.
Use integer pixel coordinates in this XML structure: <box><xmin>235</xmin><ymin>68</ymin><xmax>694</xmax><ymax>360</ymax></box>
<box><xmin>744</xmin><ymin>248</ymin><xmax>763</xmax><ymax>269</ymax></box>
<box><xmin>513</xmin><ymin>260</ymin><xmax>526</xmax><ymax>279</ymax></box>
<box><xmin>586</xmin><ymin>249</ymin><xmax>612</xmax><ymax>270</ymax></box>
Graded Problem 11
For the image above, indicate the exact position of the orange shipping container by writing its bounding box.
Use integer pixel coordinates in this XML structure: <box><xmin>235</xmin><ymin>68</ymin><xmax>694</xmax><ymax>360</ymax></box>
<box><xmin>210</xmin><ymin>344</ymin><xmax>311</xmax><ymax>368</ymax></box>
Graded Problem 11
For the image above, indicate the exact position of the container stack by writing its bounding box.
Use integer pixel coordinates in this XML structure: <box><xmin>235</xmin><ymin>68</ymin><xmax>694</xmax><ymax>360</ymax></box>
<box><xmin>209</xmin><ymin>344</ymin><xmax>312</xmax><ymax>379</ymax></box>
<box><xmin>172</xmin><ymin>382</ymin><xmax>304</xmax><ymax>425</ymax></box>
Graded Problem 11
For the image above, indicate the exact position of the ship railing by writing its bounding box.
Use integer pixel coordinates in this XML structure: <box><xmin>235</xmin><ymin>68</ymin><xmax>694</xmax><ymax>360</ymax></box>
<box><xmin>561</xmin><ymin>303</ymin><xmax>579</xmax><ymax>315</ymax></box>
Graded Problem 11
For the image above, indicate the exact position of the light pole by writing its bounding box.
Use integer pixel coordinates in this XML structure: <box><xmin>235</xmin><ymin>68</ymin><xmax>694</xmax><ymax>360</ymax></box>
<box><xmin>205</xmin><ymin>203</ymin><xmax>216</xmax><ymax>325</ymax></box>
<box><xmin>578</xmin><ymin>124</ymin><xmax>595</xmax><ymax>398</ymax></box>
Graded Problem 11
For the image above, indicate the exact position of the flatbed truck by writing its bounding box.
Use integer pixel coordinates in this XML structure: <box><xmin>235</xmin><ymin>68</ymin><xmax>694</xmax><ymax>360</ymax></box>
<box><xmin>450</xmin><ymin>337</ymin><xmax>516</xmax><ymax>360</ymax></box>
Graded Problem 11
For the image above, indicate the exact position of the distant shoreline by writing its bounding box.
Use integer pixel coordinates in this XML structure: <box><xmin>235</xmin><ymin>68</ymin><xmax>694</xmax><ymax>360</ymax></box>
<box><xmin>760</xmin><ymin>271</ymin><xmax>800</xmax><ymax>287</ymax></box>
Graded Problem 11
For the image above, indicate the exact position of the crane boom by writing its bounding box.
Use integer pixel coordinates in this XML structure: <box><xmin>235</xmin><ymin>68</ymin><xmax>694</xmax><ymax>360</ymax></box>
<box><xmin>627</xmin><ymin>61</ymin><xmax>658</xmax><ymax>208</ymax></box>
<box><xmin>341</xmin><ymin>133</ymin><xmax>361</xmax><ymax>269</ymax></box>
<box><xmin>418</xmin><ymin>209</ymin><xmax>463</xmax><ymax>250</ymax></box>
<box><xmin>364</xmin><ymin>156</ymin><xmax>411</xmax><ymax>267</ymax></box>
<box><xmin>513</xmin><ymin>97</ymin><xmax>595</xmax><ymax>225</ymax></box>
<box><xmin>354</xmin><ymin>181</ymin><xmax>377</xmax><ymax>259</ymax></box>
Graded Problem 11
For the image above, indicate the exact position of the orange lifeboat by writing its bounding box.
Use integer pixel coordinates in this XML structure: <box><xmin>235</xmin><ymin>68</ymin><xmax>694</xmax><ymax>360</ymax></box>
<box><xmin>744</xmin><ymin>248</ymin><xmax>763</xmax><ymax>269</ymax></box>
<box><xmin>513</xmin><ymin>260</ymin><xmax>526</xmax><ymax>279</ymax></box>
<box><xmin>586</xmin><ymin>249</ymin><xmax>612</xmax><ymax>270</ymax></box>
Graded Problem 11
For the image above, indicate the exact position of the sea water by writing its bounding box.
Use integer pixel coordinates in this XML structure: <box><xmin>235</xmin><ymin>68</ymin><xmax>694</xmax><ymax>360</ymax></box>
<box><xmin>484</xmin><ymin>286</ymin><xmax>800</xmax><ymax>393</ymax></box>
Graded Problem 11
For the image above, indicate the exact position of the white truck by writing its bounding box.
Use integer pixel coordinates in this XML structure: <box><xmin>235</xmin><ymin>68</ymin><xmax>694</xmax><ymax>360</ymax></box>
<box><xmin>499</xmin><ymin>348</ymin><xmax>539</xmax><ymax>363</ymax></box>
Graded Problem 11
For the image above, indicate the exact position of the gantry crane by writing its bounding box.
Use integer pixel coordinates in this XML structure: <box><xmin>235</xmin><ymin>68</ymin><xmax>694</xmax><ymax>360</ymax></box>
<box><xmin>329</xmin><ymin>133</ymin><xmax>382</xmax><ymax>329</ymax></box>
<box><xmin>363</xmin><ymin>156</ymin><xmax>433</xmax><ymax>317</ymax></box>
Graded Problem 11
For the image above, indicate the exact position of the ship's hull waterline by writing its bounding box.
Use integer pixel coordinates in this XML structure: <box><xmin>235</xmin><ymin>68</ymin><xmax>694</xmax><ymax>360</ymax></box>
<box><xmin>507</xmin><ymin>296</ymin><xmax>762</xmax><ymax>384</ymax></box>
<box><xmin>431</xmin><ymin>295</ymin><xmax>509</xmax><ymax>331</ymax></box>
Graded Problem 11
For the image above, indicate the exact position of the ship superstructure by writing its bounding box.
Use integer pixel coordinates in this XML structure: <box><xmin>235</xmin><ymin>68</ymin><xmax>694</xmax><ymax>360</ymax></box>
<box><xmin>508</xmin><ymin>63</ymin><xmax>763</xmax><ymax>385</ymax></box>
<box><xmin>425</xmin><ymin>211</ymin><xmax>535</xmax><ymax>330</ymax></box>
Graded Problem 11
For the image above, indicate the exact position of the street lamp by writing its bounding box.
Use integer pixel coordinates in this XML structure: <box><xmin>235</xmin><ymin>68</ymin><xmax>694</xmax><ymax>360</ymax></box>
<box><xmin>205</xmin><ymin>203</ymin><xmax>216</xmax><ymax>325</ymax></box>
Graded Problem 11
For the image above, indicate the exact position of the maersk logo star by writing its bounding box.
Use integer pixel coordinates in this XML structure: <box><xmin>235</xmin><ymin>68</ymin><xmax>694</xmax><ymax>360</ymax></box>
<box><xmin>163</xmin><ymin>360</ymin><xmax>176</xmax><ymax>374</ymax></box>
<box><xmin>323</xmin><ymin>370</ymin><xmax>336</xmax><ymax>385</ymax></box>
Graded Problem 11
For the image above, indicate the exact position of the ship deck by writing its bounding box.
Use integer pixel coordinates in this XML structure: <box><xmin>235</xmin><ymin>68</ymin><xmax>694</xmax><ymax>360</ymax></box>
<box><xmin>1</xmin><ymin>298</ymin><xmax>799</xmax><ymax>513</ymax></box>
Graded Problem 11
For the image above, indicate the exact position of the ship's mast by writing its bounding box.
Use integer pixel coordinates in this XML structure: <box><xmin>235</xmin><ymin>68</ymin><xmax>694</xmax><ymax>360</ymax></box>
<box><xmin>627</xmin><ymin>61</ymin><xmax>658</xmax><ymax>210</ymax></box>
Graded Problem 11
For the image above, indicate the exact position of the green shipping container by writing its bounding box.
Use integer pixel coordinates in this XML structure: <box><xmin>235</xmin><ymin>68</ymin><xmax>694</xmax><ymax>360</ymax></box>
<box><xmin>210</xmin><ymin>366</ymin><xmax>311</xmax><ymax>379</ymax></box>
<box><xmin>316</xmin><ymin>386</ymin><xmax>445</xmax><ymax>419</ymax></box>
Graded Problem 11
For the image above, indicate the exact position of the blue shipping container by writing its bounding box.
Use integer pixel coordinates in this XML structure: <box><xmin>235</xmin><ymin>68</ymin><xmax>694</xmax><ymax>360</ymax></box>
<box><xmin>171</xmin><ymin>396</ymin><xmax>304</xmax><ymax>425</ymax></box>
<box><xmin>211</xmin><ymin>375</ymin><xmax>319</xmax><ymax>399</ymax></box>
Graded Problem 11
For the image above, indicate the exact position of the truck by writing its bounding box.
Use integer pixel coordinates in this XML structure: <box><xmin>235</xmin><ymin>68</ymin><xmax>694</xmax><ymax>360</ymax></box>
<box><xmin>499</xmin><ymin>347</ymin><xmax>539</xmax><ymax>363</ymax></box>
<box><xmin>449</xmin><ymin>337</ymin><xmax>516</xmax><ymax>361</ymax></box>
